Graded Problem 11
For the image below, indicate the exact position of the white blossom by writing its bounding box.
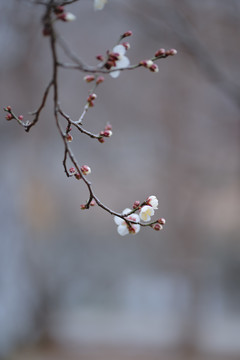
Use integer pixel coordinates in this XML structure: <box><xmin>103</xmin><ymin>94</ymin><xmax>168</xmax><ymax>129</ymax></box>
<box><xmin>147</xmin><ymin>195</ymin><xmax>158</xmax><ymax>210</ymax></box>
<box><xmin>110</xmin><ymin>45</ymin><xmax>130</xmax><ymax>78</ymax></box>
<box><xmin>114</xmin><ymin>208</ymin><xmax>140</xmax><ymax>236</ymax></box>
<box><xmin>64</xmin><ymin>12</ymin><xmax>76</xmax><ymax>21</ymax></box>
<box><xmin>94</xmin><ymin>0</ymin><xmax>107</xmax><ymax>10</ymax></box>
<box><xmin>139</xmin><ymin>205</ymin><xmax>154</xmax><ymax>222</ymax></box>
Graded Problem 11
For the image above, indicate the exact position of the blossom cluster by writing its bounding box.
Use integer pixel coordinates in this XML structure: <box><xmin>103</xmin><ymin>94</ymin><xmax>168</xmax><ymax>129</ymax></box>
<box><xmin>114</xmin><ymin>196</ymin><xmax>165</xmax><ymax>236</ymax></box>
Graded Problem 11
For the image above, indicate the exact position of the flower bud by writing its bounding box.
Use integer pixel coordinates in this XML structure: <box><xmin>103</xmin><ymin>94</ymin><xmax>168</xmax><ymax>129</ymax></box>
<box><xmin>80</xmin><ymin>204</ymin><xmax>86</xmax><ymax>210</ymax></box>
<box><xmin>69</xmin><ymin>167</ymin><xmax>76</xmax><ymax>174</ymax></box>
<box><xmin>103</xmin><ymin>130</ymin><xmax>112</xmax><ymax>137</ymax></box>
<box><xmin>139</xmin><ymin>60</ymin><xmax>153</xmax><ymax>68</ymax></box>
<box><xmin>58</xmin><ymin>12</ymin><xmax>76</xmax><ymax>22</ymax></box>
<box><xmin>158</xmin><ymin>218</ymin><xmax>166</xmax><ymax>225</ymax></box>
<box><xmin>96</xmin><ymin>54</ymin><xmax>104</xmax><ymax>61</ymax></box>
<box><xmin>149</xmin><ymin>63</ymin><xmax>159</xmax><ymax>72</ymax></box>
<box><xmin>75</xmin><ymin>173</ymin><xmax>81</xmax><ymax>180</ymax></box>
<box><xmin>96</xmin><ymin>76</ymin><xmax>105</xmax><ymax>84</ymax></box>
<box><xmin>5</xmin><ymin>114</ymin><xmax>13</xmax><ymax>120</ymax></box>
<box><xmin>121</xmin><ymin>30</ymin><xmax>132</xmax><ymax>38</ymax></box>
<box><xmin>18</xmin><ymin>115</ymin><xmax>24</xmax><ymax>121</ymax></box>
<box><xmin>88</xmin><ymin>93</ymin><xmax>97</xmax><ymax>101</ymax></box>
<box><xmin>5</xmin><ymin>106</ymin><xmax>11</xmax><ymax>111</ymax></box>
<box><xmin>66</xmin><ymin>134</ymin><xmax>73</xmax><ymax>142</ymax></box>
<box><xmin>84</xmin><ymin>75</ymin><xmax>95</xmax><ymax>83</ymax></box>
<box><xmin>153</xmin><ymin>223</ymin><xmax>163</xmax><ymax>231</ymax></box>
<box><xmin>98</xmin><ymin>137</ymin><xmax>105</xmax><ymax>143</ymax></box>
<box><xmin>81</xmin><ymin>165</ymin><xmax>91</xmax><ymax>175</ymax></box>
<box><xmin>133</xmin><ymin>200</ymin><xmax>140</xmax><ymax>209</ymax></box>
<box><xmin>90</xmin><ymin>200</ymin><xmax>96</xmax><ymax>206</ymax></box>
<box><xmin>166</xmin><ymin>48</ymin><xmax>177</xmax><ymax>56</ymax></box>
<box><xmin>155</xmin><ymin>48</ymin><xmax>166</xmax><ymax>57</ymax></box>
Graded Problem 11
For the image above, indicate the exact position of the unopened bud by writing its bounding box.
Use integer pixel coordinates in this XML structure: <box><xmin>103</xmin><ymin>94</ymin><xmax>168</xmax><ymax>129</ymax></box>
<box><xmin>96</xmin><ymin>76</ymin><xmax>105</xmax><ymax>85</ymax></box>
<box><xmin>75</xmin><ymin>173</ymin><xmax>81</xmax><ymax>180</ymax></box>
<box><xmin>155</xmin><ymin>48</ymin><xmax>166</xmax><ymax>57</ymax></box>
<box><xmin>88</xmin><ymin>93</ymin><xmax>97</xmax><ymax>101</ymax></box>
<box><xmin>81</xmin><ymin>165</ymin><xmax>91</xmax><ymax>175</ymax></box>
<box><xmin>90</xmin><ymin>200</ymin><xmax>96</xmax><ymax>206</ymax></box>
<box><xmin>133</xmin><ymin>200</ymin><xmax>140</xmax><ymax>209</ymax></box>
<box><xmin>5</xmin><ymin>106</ymin><xmax>11</xmax><ymax>112</ymax></box>
<box><xmin>80</xmin><ymin>204</ymin><xmax>86</xmax><ymax>210</ymax></box>
<box><xmin>96</xmin><ymin>54</ymin><xmax>104</xmax><ymax>61</ymax></box>
<box><xmin>58</xmin><ymin>12</ymin><xmax>76</xmax><ymax>22</ymax></box>
<box><xmin>153</xmin><ymin>223</ymin><xmax>163</xmax><ymax>231</ymax></box>
<box><xmin>5</xmin><ymin>114</ymin><xmax>13</xmax><ymax>121</ymax></box>
<box><xmin>166</xmin><ymin>48</ymin><xmax>177</xmax><ymax>56</ymax></box>
<box><xmin>98</xmin><ymin>137</ymin><xmax>105</xmax><ymax>143</ymax></box>
<box><xmin>121</xmin><ymin>30</ymin><xmax>132</xmax><ymax>38</ymax></box>
<box><xmin>18</xmin><ymin>115</ymin><xmax>24</xmax><ymax>121</ymax></box>
<box><xmin>158</xmin><ymin>218</ymin><xmax>166</xmax><ymax>225</ymax></box>
<box><xmin>84</xmin><ymin>75</ymin><xmax>95</xmax><ymax>83</ymax></box>
<box><xmin>103</xmin><ymin>130</ymin><xmax>112</xmax><ymax>137</ymax></box>
<box><xmin>139</xmin><ymin>60</ymin><xmax>153</xmax><ymax>68</ymax></box>
<box><xmin>149</xmin><ymin>63</ymin><xmax>159</xmax><ymax>72</ymax></box>
<box><xmin>66</xmin><ymin>134</ymin><xmax>73</xmax><ymax>142</ymax></box>
<box><xmin>69</xmin><ymin>167</ymin><xmax>76</xmax><ymax>174</ymax></box>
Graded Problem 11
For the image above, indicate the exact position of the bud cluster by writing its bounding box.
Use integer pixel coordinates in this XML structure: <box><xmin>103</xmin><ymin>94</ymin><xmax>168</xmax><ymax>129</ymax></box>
<box><xmin>54</xmin><ymin>6</ymin><xmax>76</xmax><ymax>22</ymax></box>
<box><xmin>98</xmin><ymin>123</ymin><xmax>112</xmax><ymax>143</ymax></box>
<box><xmin>139</xmin><ymin>60</ymin><xmax>159</xmax><ymax>73</ymax></box>
<box><xmin>154</xmin><ymin>48</ymin><xmax>178</xmax><ymax>58</ymax></box>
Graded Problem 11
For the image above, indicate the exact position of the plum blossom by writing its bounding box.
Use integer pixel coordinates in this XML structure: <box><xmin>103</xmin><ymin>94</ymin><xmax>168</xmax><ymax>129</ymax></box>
<box><xmin>114</xmin><ymin>208</ymin><xmax>140</xmax><ymax>236</ymax></box>
<box><xmin>94</xmin><ymin>0</ymin><xmax>107</xmax><ymax>10</ymax></box>
<box><xmin>110</xmin><ymin>45</ymin><xmax>130</xmax><ymax>78</ymax></box>
<box><xmin>139</xmin><ymin>205</ymin><xmax>154</xmax><ymax>222</ymax></box>
<box><xmin>146</xmin><ymin>195</ymin><xmax>158</xmax><ymax>210</ymax></box>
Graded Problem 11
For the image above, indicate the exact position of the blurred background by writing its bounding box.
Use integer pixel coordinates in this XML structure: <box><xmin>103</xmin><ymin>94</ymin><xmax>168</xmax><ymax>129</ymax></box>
<box><xmin>1</xmin><ymin>0</ymin><xmax>240</xmax><ymax>359</ymax></box>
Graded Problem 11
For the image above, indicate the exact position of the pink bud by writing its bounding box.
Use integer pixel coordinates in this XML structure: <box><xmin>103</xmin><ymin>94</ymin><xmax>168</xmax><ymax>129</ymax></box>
<box><xmin>80</xmin><ymin>204</ymin><xmax>86</xmax><ymax>210</ymax></box>
<box><xmin>96</xmin><ymin>54</ymin><xmax>104</xmax><ymax>61</ymax></box>
<box><xmin>158</xmin><ymin>218</ymin><xmax>166</xmax><ymax>225</ymax></box>
<box><xmin>155</xmin><ymin>48</ymin><xmax>166</xmax><ymax>57</ymax></box>
<box><xmin>149</xmin><ymin>63</ymin><xmax>159</xmax><ymax>72</ymax></box>
<box><xmin>90</xmin><ymin>200</ymin><xmax>96</xmax><ymax>206</ymax></box>
<box><xmin>81</xmin><ymin>165</ymin><xmax>91</xmax><ymax>175</ymax></box>
<box><xmin>5</xmin><ymin>114</ymin><xmax>13</xmax><ymax>121</ymax></box>
<box><xmin>84</xmin><ymin>75</ymin><xmax>95</xmax><ymax>83</ymax></box>
<box><xmin>133</xmin><ymin>201</ymin><xmax>140</xmax><ymax>209</ymax></box>
<box><xmin>103</xmin><ymin>130</ymin><xmax>112</xmax><ymax>137</ymax></box>
<box><xmin>66</xmin><ymin>134</ymin><xmax>73</xmax><ymax>142</ymax></box>
<box><xmin>98</xmin><ymin>137</ymin><xmax>105</xmax><ymax>143</ymax></box>
<box><xmin>69</xmin><ymin>167</ymin><xmax>76</xmax><ymax>174</ymax></box>
<box><xmin>5</xmin><ymin>106</ymin><xmax>11</xmax><ymax>111</ymax></box>
<box><xmin>166</xmin><ymin>48</ymin><xmax>177</xmax><ymax>56</ymax></box>
<box><xmin>139</xmin><ymin>60</ymin><xmax>153</xmax><ymax>68</ymax></box>
<box><xmin>122</xmin><ymin>30</ymin><xmax>132</xmax><ymax>38</ymax></box>
<box><xmin>96</xmin><ymin>76</ymin><xmax>105</xmax><ymax>85</ymax></box>
<box><xmin>153</xmin><ymin>223</ymin><xmax>163</xmax><ymax>231</ymax></box>
<box><xmin>18</xmin><ymin>115</ymin><xmax>24</xmax><ymax>121</ymax></box>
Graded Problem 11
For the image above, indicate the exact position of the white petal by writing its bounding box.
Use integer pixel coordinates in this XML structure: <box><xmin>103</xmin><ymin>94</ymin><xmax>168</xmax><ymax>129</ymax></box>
<box><xmin>133</xmin><ymin>224</ymin><xmax>140</xmax><ymax>234</ymax></box>
<box><xmin>113</xmin><ymin>45</ymin><xmax>126</xmax><ymax>56</ymax></box>
<box><xmin>118</xmin><ymin>56</ymin><xmax>130</xmax><ymax>68</ymax></box>
<box><xmin>114</xmin><ymin>216</ymin><xmax>124</xmax><ymax>225</ymax></box>
<box><xmin>110</xmin><ymin>69</ymin><xmax>120</xmax><ymax>78</ymax></box>
<box><xmin>117</xmin><ymin>224</ymin><xmax>129</xmax><ymax>236</ymax></box>
<box><xmin>140</xmin><ymin>213</ymin><xmax>151</xmax><ymax>222</ymax></box>
<box><xmin>122</xmin><ymin>208</ymin><xmax>132</xmax><ymax>215</ymax></box>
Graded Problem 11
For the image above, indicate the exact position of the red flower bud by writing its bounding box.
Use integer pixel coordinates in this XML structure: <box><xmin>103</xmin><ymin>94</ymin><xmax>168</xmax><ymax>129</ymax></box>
<box><xmin>98</xmin><ymin>137</ymin><xmax>105</xmax><ymax>143</ymax></box>
<box><xmin>158</xmin><ymin>218</ymin><xmax>166</xmax><ymax>225</ymax></box>
<box><xmin>96</xmin><ymin>76</ymin><xmax>104</xmax><ymax>85</ymax></box>
<box><xmin>84</xmin><ymin>75</ymin><xmax>95</xmax><ymax>83</ymax></box>
<box><xmin>18</xmin><ymin>115</ymin><xmax>24</xmax><ymax>121</ymax></box>
<box><xmin>122</xmin><ymin>30</ymin><xmax>132</xmax><ymax>38</ymax></box>
<box><xmin>155</xmin><ymin>48</ymin><xmax>166</xmax><ymax>57</ymax></box>
<box><xmin>153</xmin><ymin>223</ymin><xmax>163</xmax><ymax>231</ymax></box>
<box><xmin>133</xmin><ymin>201</ymin><xmax>140</xmax><ymax>209</ymax></box>
<box><xmin>96</xmin><ymin>54</ymin><xmax>104</xmax><ymax>61</ymax></box>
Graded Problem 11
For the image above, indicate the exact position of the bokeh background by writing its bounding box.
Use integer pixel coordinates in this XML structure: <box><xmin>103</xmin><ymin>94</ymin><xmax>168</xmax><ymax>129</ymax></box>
<box><xmin>1</xmin><ymin>0</ymin><xmax>240</xmax><ymax>359</ymax></box>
